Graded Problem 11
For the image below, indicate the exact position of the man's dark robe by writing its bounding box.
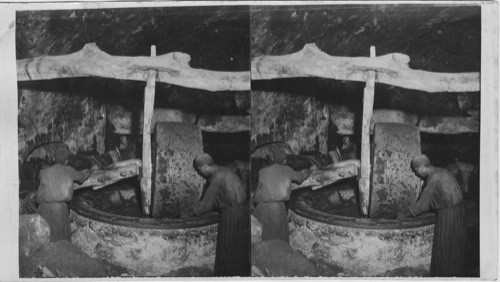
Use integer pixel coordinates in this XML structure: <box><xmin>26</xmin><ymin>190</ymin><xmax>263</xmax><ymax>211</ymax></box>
<box><xmin>409</xmin><ymin>168</ymin><xmax>466</xmax><ymax>277</ymax></box>
<box><xmin>37</xmin><ymin>164</ymin><xmax>88</xmax><ymax>242</ymax></box>
<box><xmin>253</xmin><ymin>164</ymin><xmax>309</xmax><ymax>244</ymax></box>
<box><xmin>194</xmin><ymin>167</ymin><xmax>250</xmax><ymax>276</ymax></box>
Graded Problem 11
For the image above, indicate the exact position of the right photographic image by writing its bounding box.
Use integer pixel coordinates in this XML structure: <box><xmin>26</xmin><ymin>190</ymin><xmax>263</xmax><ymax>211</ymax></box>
<box><xmin>249</xmin><ymin>4</ymin><xmax>480</xmax><ymax>278</ymax></box>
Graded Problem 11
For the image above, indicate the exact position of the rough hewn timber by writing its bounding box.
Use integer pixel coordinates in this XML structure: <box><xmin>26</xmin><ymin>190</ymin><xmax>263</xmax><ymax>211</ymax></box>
<box><xmin>74</xmin><ymin>159</ymin><xmax>141</xmax><ymax>190</ymax></box>
<box><xmin>197</xmin><ymin>115</ymin><xmax>250</xmax><ymax>133</ymax></box>
<box><xmin>358</xmin><ymin>47</ymin><xmax>376</xmax><ymax>216</ymax></box>
<box><xmin>330</xmin><ymin>107</ymin><xmax>479</xmax><ymax>135</ymax></box>
<box><xmin>252</xmin><ymin>43</ymin><xmax>479</xmax><ymax>93</ymax></box>
<box><xmin>17</xmin><ymin>43</ymin><xmax>479</xmax><ymax>94</ymax></box>
<box><xmin>293</xmin><ymin>160</ymin><xmax>360</xmax><ymax>191</ymax></box>
<box><xmin>418</xmin><ymin>116</ymin><xmax>479</xmax><ymax>134</ymax></box>
<box><xmin>140</xmin><ymin>46</ymin><xmax>156</xmax><ymax>216</ymax></box>
<box><xmin>17</xmin><ymin>43</ymin><xmax>250</xmax><ymax>92</ymax></box>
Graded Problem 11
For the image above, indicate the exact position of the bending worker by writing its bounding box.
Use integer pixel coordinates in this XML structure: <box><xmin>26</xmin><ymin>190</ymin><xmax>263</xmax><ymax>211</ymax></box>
<box><xmin>36</xmin><ymin>147</ymin><xmax>93</xmax><ymax>242</ymax></box>
<box><xmin>181</xmin><ymin>153</ymin><xmax>250</xmax><ymax>276</ymax></box>
<box><xmin>253</xmin><ymin>149</ymin><xmax>312</xmax><ymax>244</ymax></box>
<box><xmin>399</xmin><ymin>154</ymin><xmax>466</xmax><ymax>277</ymax></box>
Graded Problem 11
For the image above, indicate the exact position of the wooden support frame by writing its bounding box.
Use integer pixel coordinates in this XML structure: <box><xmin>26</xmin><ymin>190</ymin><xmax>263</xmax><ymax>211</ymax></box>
<box><xmin>16</xmin><ymin>42</ymin><xmax>479</xmax><ymax>93</ymax></box>
<box><xmin>358</xmin><ymin>46</ymin><xmax>376</xmax><ymax>217</ymax></box>
<box><xmin>17</xmin><ymin>43</ymin><xmax>249</xmax><ymax>92</ymax></box>
<box><xmin>16</xmin><ymin>42</ymin><xmax>480</xmax><ymax>212</ymax></box>
<box><xmin>139</xmin><ymin>45</ymin><xmax>157</xmax><ymax>216</ymax></box>
<box><xmin>252</xmin><ymin>43</ymin><xmax>479</xmax><ymax>93</ymax></box>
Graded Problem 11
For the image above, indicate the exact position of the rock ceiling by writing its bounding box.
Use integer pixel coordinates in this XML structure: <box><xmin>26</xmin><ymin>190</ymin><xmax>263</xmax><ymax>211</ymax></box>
<box><xmin>16</xmin><ymin>4</ymin><xmax>480</xmax><ymax>116</ymax></box>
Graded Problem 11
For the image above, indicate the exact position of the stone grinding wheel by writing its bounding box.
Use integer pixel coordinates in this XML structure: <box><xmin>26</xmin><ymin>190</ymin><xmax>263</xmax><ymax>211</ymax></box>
<box><xmin>152</xmin><ymin>122</ymin><xmax>204</xmax><ymax>218</ymax></box>
<box><xmin>370</xmin><ymin>123</ymin><xmax>421</xmax><ymax>219</ymax></box>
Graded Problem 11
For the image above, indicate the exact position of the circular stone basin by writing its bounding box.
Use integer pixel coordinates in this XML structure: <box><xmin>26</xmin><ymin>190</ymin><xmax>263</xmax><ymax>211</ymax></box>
<box><xmin>288</xmin><ymin>184</ymin><xmax>435</xmax><ymax>277</ymax></box>
<box><xmin>69</xmin><ymin>180</ymin><xmax>219</xmax><ymax>277</ymax></box>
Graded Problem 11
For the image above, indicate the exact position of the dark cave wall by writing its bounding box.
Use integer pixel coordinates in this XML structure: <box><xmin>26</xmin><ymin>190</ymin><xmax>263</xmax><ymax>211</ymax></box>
<box><xmin>251</xmin><ymin>90</ymin><xmax>329</xmax><ymax>154</ymax></box>
<box><xmin>18</xmin><ymin>88</ymin><xmax>106</xmax><ymax>163</ymax></box>
<box><xmin>250</xmin><ymin>5</ymin><xmax>480</xmax><ymax>116</ymax></box>
<box><xmin>251</xmin><ymin>5</ymin><xmax>480</xmax><ymax>68</ymax></box>
<box><xmin>16</xmin><ymin>7</ymin><xmax>250</xmax><ymax>71</ymax></box>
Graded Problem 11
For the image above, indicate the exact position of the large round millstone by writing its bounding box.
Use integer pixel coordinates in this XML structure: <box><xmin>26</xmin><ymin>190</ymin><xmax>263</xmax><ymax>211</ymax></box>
<box><xmin>152</xmin><ymin>122</ymin><xmax>204</xmax><ymax>218</ymax></box>
<box><xmin>370</xmin><ymin>123</ymin><xmax>421</xmax><ymax>219</ymax></box>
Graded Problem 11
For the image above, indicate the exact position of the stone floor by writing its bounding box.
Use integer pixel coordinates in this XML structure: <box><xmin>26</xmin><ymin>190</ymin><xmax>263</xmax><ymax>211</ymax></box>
<box><xmin>20</xmin><ymin>240</ymin><xmax>129</xmax><ymax>278</ymax></box>
<box><xmin>20</xmin><ymin>239</ymin><xmax>215</xmax><ymax>278</ymax></box>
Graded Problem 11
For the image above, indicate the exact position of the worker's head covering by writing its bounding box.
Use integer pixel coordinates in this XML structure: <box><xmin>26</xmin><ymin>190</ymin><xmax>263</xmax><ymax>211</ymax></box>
<box><xmin>54</xmin><ymin>147</ymin><xmax>69</xmax><ymax>164</ymax></box>
<box><xmin>194</xmin><ymin>153</ymin><xmax>214</xmax><ymax>168</ymax></box>
<box><xmin>271</xmin><ymin>149</ymin><xmax>287</xmax><ymax>164</ymax></box>
<box><xmin>411</xmin><ymin>154</ymin><xmax>431</xmax><ymax>169</ymax></box>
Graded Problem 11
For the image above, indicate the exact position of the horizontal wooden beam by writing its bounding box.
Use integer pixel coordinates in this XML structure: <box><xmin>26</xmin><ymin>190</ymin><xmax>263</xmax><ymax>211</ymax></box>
<box><xmin>17</xmin><ymin>43</ymin><xmax>250</xmax><ymax>92</ymax></box>
<box><xmin>252</xmin><ymin>43</ymin><xmax>479</xmax><ymax>93</ymax></box>
<box><xmin>293</xmin><ymin>160</ymin><xmax>360</xmax><ymax>191</ymax></box>
<box><xmin>197</xmin><ymin>115</ymin><xmax>250</xmax><ymax>133</ymax></box>
<box><xmin>418</xmin><ymin>116</ymin><xmax>479</xmax><ymax>134</ymax></box>
<box><xmin>74</xmin><ymin>159</ymin><xmax>141</xmax><ymax>190</ymax></box>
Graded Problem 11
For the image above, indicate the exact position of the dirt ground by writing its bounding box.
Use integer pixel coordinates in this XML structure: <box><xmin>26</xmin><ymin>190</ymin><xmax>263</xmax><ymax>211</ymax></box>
<box><xmin>20</xmin><ymin>240</ymin><xmax>128</xmax><ymax>278</ymax></box>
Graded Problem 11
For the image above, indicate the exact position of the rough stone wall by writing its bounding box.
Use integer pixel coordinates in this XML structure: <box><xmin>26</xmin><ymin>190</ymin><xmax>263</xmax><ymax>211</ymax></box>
<box><xmin>107</xmin><ymin>105</ymin><xmax>250</xmax><ymax>137</ymax></box>
<box><xmin>251</xmin><ymin>90</ymin><xmax>329</xmax><ymax>154</ymax></box>
<box><xmin>71</xmin><ymin>211</ymin><xmax>217</xmax><ymax>276</ymax></box>
<box><xmin>18</xmin><ymin>88</ymin><xmax>106</xmax><ymax>162</ymax></box>
<box><xmin>107</xmin><ymin>106</ymin><xmax>191</xmax><ymax>134</ymax></box>
<box><xmin>289</xmin><ymin>212</ymin><xmax>434</xmax><ymax>277</ymax></box>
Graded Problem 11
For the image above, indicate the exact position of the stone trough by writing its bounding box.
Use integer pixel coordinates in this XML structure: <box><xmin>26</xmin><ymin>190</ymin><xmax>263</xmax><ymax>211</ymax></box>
<box><xmin>70</xmin><ymin>183</ymin><xmax>218</xmax><ymax>276</ymax></box>
<box><xmin>288</xmin><ymin>186</ymin><xmax>435</xmax><ymax>277</ymax></box>
<box><xmin>69</xmin><ymin>122</ymin><xmax>218</xmax><ymax>277</ymax></box>
<box><xmin>288</xmin><ymin>123</ymin><xmax>435</xmax><ymax>277</ymax></box>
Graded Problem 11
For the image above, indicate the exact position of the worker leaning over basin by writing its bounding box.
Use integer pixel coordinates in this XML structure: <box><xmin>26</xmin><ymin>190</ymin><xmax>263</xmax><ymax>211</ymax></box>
<box><xmin>253</xmin><ymin>149</ymin><xmax>314</xmax><ymax>244</ymax></box>
<box><xmin>36</xmin><ymin>147</ymin><xmax>95</xmax><ymax>242</ymax></box>
<box><xmin>399</xmin><ymin>154</ymin><xmax>466</xmax><ymax>277</ymax></box>
<box><xmin>180</xmin><ymin>153</ymin><xmax>250</xmax><ymax>277</ymax></box>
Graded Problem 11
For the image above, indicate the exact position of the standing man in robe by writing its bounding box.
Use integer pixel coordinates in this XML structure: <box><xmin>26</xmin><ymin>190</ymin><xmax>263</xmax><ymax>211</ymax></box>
<box><xmin>37</xmin><ymin>147</ymin><xmax>93</xmax><ymax>242</ymax></box>
<box><xmin>118</xmin><ymin>135</ymin><xmax>137</xmax><ymax>160</ymax></box>
<box><xmin>399</xmin><ymin>154</ymin><xmax>466</xmax><ymax>277</ymax></box>
<box><xmin>253</xmin><ymin>150</ymin><xmax>312</xmax><ymax>244</ymax></box>
<box><xmin>181</xmin><ymin>153</ymin><xmax>250</xmax><ymax>276</ymax></box>
<box><xmin>340</xmin><ymin>136</ymin><xmax>357</xmax><ymax>161</ymax></box>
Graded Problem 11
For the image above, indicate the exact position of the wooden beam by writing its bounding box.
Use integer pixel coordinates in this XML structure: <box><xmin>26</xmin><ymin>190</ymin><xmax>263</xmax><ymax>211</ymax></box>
<box><xmin>196</xmin><ymin>115</ymin><xmax>250</xmax><ymax>132</ymax></box>
<box><xmin>358</xmin><ymin>46</ymin><xmax>376</xmax><ymax>217</ymax></box>
<box><xmin>293</xmin><ymin>160</ymin><xmax>360</xmax><ymax>191</ymax></box>
<box><xmin>139</xmin><ymin>45</ymin><xmax>156</xmax><ymax>216</ymax></box>
<box><xmin>74</xmin><ymin>159</ymin><xmax>141</xmax><ymax>190</ymax></box>
<box><xmin>17</xmin><ymin>42</ymin><xmax>479</xmax><ymax>94</ymax></box>
<box><xmin>252</xmin><ymin>43</ymin><xmax>479</xmax><ymax>93</ymax></box>
<box><xmin>418</xmin><ymin>116</ymin><xmax>479</xmax><ymax>134</ymax></box>
<box><xmin>17</xmin><ymin>43</ymin><xmax>250</xmax><ymax>92</ymax></box>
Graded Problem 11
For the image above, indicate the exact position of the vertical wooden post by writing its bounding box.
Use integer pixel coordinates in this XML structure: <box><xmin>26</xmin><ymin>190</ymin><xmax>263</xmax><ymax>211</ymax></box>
<box><xmin>358</xmin><ymin>46</ymin><xmax>376</xmax><ymax>216</ymax></box>
<box><xmin>140</xmin><ymin>45</ymin><xmax>157</xmax><ymax>216</ymax></box>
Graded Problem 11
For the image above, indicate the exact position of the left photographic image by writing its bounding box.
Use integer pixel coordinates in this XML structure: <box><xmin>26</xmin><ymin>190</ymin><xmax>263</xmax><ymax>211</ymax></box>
<box><xmin>17</xmin><ymin>6</ymin><xmax>251</xmax><ymax>278</ymax></box>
